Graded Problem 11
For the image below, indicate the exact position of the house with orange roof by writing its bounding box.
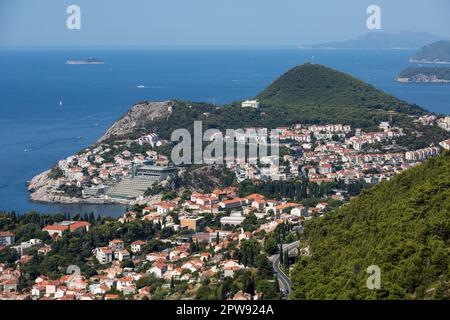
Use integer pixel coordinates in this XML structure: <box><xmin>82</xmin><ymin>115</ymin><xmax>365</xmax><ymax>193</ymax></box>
<box><xmin>108</xmin><ymin>239</ymin><xmax>124</xmax><ymax>251</ymax></box>
<box><xmin>42</xmin><ymin>221</ymin><xmax>91</xmax><ymax>238</ymax></box>
<box><xmin>223</xmin><ymin>265</ymin><xmax>243</xmax><ymax>278</ymax></box>
<box><xmin>251</xmin><ymin>198</ymin><xmax>267</xmax><ymax>210</ymax></box>
<box><xmin>148</xmin><ymin>263</ymin><xmax>168</xmax><ymax>278</ymax></box>
<box><xmin>104</xmin><ymin>293</ymin><xmax>120</xmax><ymax>300</ymax></box>
<box><xmin>142</xmin><ymin>206</ymin><xmax>155</xmax><ymax>214</ymax></box>
<box><xmin>93</xmin><ymin>247</ymin><xmax>113</xmax><ymax>264</ymax></box>
<box><xmin>231</xmin><ymin>290</ymin><xmax>252</xmax><ymax>300</ymax></box>
<box><xmin>244</xmin><ymin>193</ymin><xmax>265</xmax><ymax>203</ymax></box>
<box><xmin>45</xmin><ymin>280</ymin><xmax>60</xmax><ymax>297</ymax></box>
<box><xmin>200</xmin><ymin>268</ymin><xmax>217</xmax><ymax>280</ymax></box>
<box><xmin>0</xmin><ymin>231</ymin><xmax>15</xmax><ymax>246</ymax></box>
<box><xmin>131</xmin><ymin>240</ymin><xmax>146</xmax><ymax>254</ymax></box>
<box><xmin>274</xmin><ymin>202</ymin><xmax>301</xmax><ymax>215</ymax></box>
<box><xmin>156</xmin><ymin>202</ymin><xmax>176</xmax><ymax>215</ymax></box>
<box><xmin>116</xmin><ymin>249</ymin><xmax>130</xmax><ymax>261</ymax></box>
<box><xmin>290</xmin><ymin>205</ymin><xmax>307</xmax><ymax>217</ymax></box>
<box><xmin>219</xmin><ymin>198</ymin><xmax>246</xmax><ymax>210</ymax></box>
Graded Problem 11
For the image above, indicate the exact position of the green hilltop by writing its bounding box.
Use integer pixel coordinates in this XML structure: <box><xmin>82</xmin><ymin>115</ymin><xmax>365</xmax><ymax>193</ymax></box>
<box><xmin>291</xmin><ymin>151</ymin><xmax>450</xmax><ymax>300</ymax></box>
<box><xmin>256</xmin><ymin>63</ymin><xmax>425</xmax><ymax>127</ymax></box>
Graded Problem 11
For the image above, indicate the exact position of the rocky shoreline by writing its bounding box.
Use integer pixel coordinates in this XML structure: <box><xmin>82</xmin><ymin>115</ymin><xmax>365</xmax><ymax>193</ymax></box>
<box><xmin>27</xmin><ymin>170</ymin><xmax>112</xmax><ymax>204</ymax></box>
<box><xmin>26</xmin><ymin>101</ymin><xmax>174</xmax><ymax>206</ymax></box>
<box><xmin>27</xmin><ymin>170</ymin><xmax>161</xmax><ymax>206</ymax></box>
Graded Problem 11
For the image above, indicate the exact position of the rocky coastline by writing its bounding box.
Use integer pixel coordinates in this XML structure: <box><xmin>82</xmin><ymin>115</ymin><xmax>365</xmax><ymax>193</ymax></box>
<box><xmin>27</xmin><ymin>170</ymin><xmax>162</xmax><ymax>206</ymax></box>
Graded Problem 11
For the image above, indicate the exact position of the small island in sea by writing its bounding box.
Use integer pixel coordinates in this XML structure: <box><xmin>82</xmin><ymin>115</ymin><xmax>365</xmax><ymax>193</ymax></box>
<box><xmin>397</xmin><ymin>67</ymin><xmax>450</xmax><ymax>83</ymax></box>
<box><xmin>409</xmin><ymin>40</ymin><xmax>450</xmax><ymax>64</ymax></box>
<box><xmin>65</xmin><ymin>57</ymin><xmax>105</xmax><ymax>65</ymax></box>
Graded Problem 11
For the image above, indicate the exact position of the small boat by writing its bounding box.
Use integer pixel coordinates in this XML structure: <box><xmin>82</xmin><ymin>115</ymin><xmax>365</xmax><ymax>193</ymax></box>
<box><xmin>137</xmin><ymin>85</ymin><xmax>146</xmax><ymax>89</ymax></box>
<box><xmin>24</xmin><ymin>148</ymin><xmax>31</xmax><ymax>152</ymax></box>
<box><xmin>59</xmin><ymin>100</ymin><xmax>63</xmax><ymax>107</ymax></box>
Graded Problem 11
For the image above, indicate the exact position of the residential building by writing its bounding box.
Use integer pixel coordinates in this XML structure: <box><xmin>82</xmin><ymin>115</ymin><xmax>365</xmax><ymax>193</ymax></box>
<box><xmin>94</xmin><ymin>247</ymin><xmax>113</xmax><ymax>264</ymax></box>
<box><xmin>131</xmin><ymin>240</ymin><xmax>146</xmax><ymax>254</ymax></box>
<box><xmin>0</xmin><ymin>232</ymin><xmax>15</xmax><ymax>246</ymax></box>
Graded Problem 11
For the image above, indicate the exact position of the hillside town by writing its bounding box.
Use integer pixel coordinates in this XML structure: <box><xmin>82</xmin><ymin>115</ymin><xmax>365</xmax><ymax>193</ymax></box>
<box><xmin>30</xmin><ymin>111</ymin><xmax>450</xmax><ymax>207</ymax></box>
<box><xmin>1</xmin><ymin>186</ymin><xmax>308</xmax><ymax>300</ymax></box>
<box><xmin>6</xmin><ymin>114</ymin><xmax>449</xmax><ymax>300</ymax></box>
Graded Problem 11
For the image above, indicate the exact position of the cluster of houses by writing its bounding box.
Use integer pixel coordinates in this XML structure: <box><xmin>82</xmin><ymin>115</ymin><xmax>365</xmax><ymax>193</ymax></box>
<box><xmin>0</xmin><ymin>215</ymin><xmax>270</xmax><ymax>300</ymax></box>
<box><xmin>417</xmin><ymin>115</ymin><xmax>450</xmax><ymax>132</ymax></box>
<box><xmin>231</xmin><ymin>121</ymin><xmax>448</xmax><ymax>188</ymax></box>
<box><xmin>93</xmin><ymin>239</ymin><xmax>137</xmax><ymax>264</ymax></box>
<box><xmin>0</xmin><ymin>263</ymin><xmax>21</xmax><ymax>299</ymax></box>
<box><xmin>52</xmin><ymin>135</ymin><xmax>169</xmax><ymax>200</ymax></box>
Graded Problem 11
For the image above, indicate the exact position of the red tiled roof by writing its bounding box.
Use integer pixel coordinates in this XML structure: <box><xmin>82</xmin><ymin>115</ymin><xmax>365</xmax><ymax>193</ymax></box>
<box><xmin>131</xmin><ymin>240</ymin><xmax>146</xmax><ymax>245</ymax></box>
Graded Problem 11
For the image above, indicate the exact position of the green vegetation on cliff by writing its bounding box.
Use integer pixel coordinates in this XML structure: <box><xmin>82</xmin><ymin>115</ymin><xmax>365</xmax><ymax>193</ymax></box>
<box><xmin>258</xmin><ymin>64</ymin><xmax>424</xmax><ymax>114</ymax></box>
<box><xmin>291</xmin><ymin>152</ymin><xmax>450</xmax><ymax>300</ymax></box>
<box><xmin>255</xmin><ymin>64</ymin><xmax>429</xmax><ymax>129</ymax></box>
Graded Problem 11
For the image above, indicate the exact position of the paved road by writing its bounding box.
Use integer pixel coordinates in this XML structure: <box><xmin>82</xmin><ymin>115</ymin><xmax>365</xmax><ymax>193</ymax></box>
<box><xmin>270</xmin><ymin>240</ymin><xmax>299</xmax><ymax>298</ymax></box>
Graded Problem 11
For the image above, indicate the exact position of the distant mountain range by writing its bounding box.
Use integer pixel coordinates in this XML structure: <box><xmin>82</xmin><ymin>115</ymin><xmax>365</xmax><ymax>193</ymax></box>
<box><xmin>302</xmin><ymin>31</ymin><xmax>445</xmax><ymax>49</ymax></box>
<box><xmin>410</xmin><ymin>41</ymin><xmax>450</xmax><ymax>64</ymax></box>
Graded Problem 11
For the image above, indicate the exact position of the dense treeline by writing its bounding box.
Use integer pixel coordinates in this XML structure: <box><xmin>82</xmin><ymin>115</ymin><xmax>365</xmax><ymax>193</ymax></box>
<box><xmin>238</xmin><ymin>179</ymin><xmax>368</xmax><ymax>202</ymax></box>
<box><xmin>291</xmin><ymin>152</ymin><xmax>450</xmax><ymax>300</ymax></box>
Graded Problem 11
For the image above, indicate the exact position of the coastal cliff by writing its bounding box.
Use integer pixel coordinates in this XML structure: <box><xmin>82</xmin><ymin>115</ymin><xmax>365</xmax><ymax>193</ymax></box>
<box><xmin>27</xmin><ymin>170</ymin><xmax>110</xmax><ymax>204</ymax></box>
<box><xmin>98</xmin><ymin>101</ymin><xmax>174</xmax><ymax>142</ymax></box>
<box><xmin>27</xmin><ymin>170</ymin><xmax>162</xmax><ymax>205</ymax></box>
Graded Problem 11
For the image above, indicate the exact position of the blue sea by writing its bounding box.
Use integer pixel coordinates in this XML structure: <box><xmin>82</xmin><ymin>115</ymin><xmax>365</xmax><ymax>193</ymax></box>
<box><xmin>0</xmin><ymin>48</ymin><xmax>449</xmax><ymax>216</ymax></box>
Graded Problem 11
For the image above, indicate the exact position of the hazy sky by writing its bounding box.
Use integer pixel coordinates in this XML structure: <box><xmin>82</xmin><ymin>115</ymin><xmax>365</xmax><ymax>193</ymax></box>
<box><xmin>1</xmin><ymin>0</ymin><xmax>449</xmax><ymax>47</ymax></box>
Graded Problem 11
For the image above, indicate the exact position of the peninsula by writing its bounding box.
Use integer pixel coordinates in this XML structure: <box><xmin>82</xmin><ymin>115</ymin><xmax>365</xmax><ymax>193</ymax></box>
<box><xmin>27</xmin><ymin>64</ymin><xmax>450</xmax><ymax>206</ymax></box>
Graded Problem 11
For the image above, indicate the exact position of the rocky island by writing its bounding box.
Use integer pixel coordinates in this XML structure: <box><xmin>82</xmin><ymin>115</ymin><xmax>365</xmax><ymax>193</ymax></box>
<box><xmin>397</xmin><ymin>67</ymin><xmax>450</xmax><ymax>83</ymax></box>
<box><xmin>409</xmin><ymin>40</ymin><xmax>450</xmax><ymax>64</ymax></box>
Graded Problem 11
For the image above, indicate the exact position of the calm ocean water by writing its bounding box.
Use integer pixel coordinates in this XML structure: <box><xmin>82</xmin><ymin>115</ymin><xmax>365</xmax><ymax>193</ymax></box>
<box><xmin>0</xmin><ymin>49</ymin><xmax>448</xmax><ymax>216</ymax></box>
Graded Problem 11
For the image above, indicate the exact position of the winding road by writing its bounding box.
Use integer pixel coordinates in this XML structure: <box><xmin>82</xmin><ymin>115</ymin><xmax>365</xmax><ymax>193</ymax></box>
<box><xmin>270</xmin><ymin>240</ymin><xmax>299</xmax><ymax>298</ymax></box>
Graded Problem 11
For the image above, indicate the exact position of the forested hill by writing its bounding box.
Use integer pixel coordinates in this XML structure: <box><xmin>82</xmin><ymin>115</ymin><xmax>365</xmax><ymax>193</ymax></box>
<box><xmin>98</xmin><ymin>63</ymin><xmax>448</xmax><ymax>149</ymax></box>
<box><xmin>256</xmin><ymin>64</ymin><xmax>426</xmax><ymax>127</ymax></box>
<box><xmin>291</xmin><ymin>151</ymin><xmax>450</xmax><ymax>300</ymax></box>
